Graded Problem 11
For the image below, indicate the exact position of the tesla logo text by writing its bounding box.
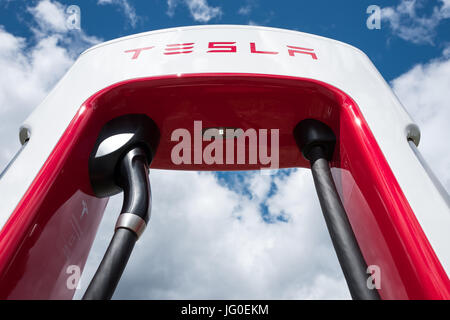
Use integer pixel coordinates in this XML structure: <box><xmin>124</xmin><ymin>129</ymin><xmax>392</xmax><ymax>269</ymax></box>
<box><xmin>124</xmin><ymin>42</ymin><xmax>317</xmax><ymax>60</ymax></box>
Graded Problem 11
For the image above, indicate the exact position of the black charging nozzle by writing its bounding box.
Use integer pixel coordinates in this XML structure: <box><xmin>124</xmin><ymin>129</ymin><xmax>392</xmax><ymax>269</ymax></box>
<box><xmin>82</xmin><ymin>114</ymin><xmax>159</xmax><ymax>300</ymax></box>
<box><xmin>294</xmin><ymin>119</ymin><xmax>380</xmax><ymax>300</ymax></box>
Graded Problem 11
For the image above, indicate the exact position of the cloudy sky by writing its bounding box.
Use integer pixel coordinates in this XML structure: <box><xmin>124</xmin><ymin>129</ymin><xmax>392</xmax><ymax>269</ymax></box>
<box><xmin>0</xmin><ymin>0</ymin><xmax>449</xmax><ymax>299</ymax></box>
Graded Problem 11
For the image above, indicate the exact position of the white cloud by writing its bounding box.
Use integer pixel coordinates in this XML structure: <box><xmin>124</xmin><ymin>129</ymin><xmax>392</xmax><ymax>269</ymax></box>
<box><xmin>238</xmin><ymin>5</ymin><xmax>252</xmax><ymax>16</ymax></box>
<box><xmin>167</xmin><ymin>0</ymin><xmax>176</xmax><ymax>16</ymax></box>
<box><xmin>0</xmin><ymin>29</ymin><xmax>73</xmax><ymax>164</ymax></box>
<box><xmin>76</xmin><ymin>169</ymin><xmax>349</xmax><ymax>299</ymax></box>
<box><xmin>167</xmin><ymin>0</ymin><xmax>222</xmax><ymax>23</ymax></box>
<box><xmin>97</xmin><ymin>0</ymin><xmax>139</xmax><ymax>28</ymax></box>
<box><xmin>28</xmin><ymin>0</ymin><xmax>68</xmax><ymax>33</ymax></box>
<box><xmin>381</xmin><ymin>0</ymin><xmax>450</xmax><ymax>44</ymax></box>
<box><xmin>0</xmin><ymin>0</ymin><xmax>100</xmax><ymax>170</ymax></box>
<box><xmin>391</xmin><ymin>47</ymin><xmax>450</xmax><ymax>191</ymax></box>
<box><xmin>27</xmin><ymin>0</ymin><xmax>100</xmax><ymax>55</ymax></box>
<box><xmin>444</xmin><ymin>45</ymin><xmax>450</xmax><ymax>57</ymax></box>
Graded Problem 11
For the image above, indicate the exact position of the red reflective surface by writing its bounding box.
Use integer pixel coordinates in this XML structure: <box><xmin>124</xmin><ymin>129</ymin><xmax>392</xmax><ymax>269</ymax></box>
<box><xmin>0</xmin><ymin>73</ymin><xmax>448</xmax><ymax>299</ymax></box>
<box><xmin>0</xmin><ymin>101</ymin><xmax>108</xmax><ymax>299</ymax></box>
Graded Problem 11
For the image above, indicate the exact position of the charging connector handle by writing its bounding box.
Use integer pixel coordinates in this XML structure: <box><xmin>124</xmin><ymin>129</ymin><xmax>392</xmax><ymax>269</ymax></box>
<box><xmin>82</xmin><ymin>146</ymin><xmax>151</xmax><ymax>300</ymax></box>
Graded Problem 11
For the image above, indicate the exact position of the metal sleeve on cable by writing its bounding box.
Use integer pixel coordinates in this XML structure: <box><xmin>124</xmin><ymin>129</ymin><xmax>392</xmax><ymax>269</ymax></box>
<box><xmin>308</xmin><ymin>145</ymin><xmax>380</xmax><ymax>300</ymax></box>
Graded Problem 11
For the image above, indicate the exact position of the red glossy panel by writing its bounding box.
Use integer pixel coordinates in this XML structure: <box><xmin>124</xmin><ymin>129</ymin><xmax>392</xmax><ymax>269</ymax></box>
<box><xmin>333</xmin><ymin>100</ymin><xmax>450</xmax><ymax>299</ymax></box>
<box><xmin>0</xmin><ymin>104</ymin><xmax>108</xmax><ymax>299</ymax></box>
<box><xmin>0</xmin><ymin>73</ymin><xmax>448</xmax><ymax>299</ymax></box>
<box><xmin>89</xmin><ymin>76</ymin><xmax>341</xmax><ymax>171</ymax></box>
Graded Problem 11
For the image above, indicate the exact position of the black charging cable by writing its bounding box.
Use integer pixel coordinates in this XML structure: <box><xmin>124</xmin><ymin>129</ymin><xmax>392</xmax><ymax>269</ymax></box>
<box><xmin>294</xmin><ymin>119</ymin><xmax>380</xmax><ymax>300</ymax></box>
<box><xmin>82</xmin><ymin>146</ymin><xmax>151</xmax><ymax>300</ymax></box>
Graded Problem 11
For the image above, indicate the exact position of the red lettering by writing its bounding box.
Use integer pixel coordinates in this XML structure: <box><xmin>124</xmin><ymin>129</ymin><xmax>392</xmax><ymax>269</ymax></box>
<box><xmin>207</xmin><ymin>42</ymin><xmax>237</xmax><ymax>53</ymax></box>
<box><xmin>287</xmin><ymin>45</ymin><xmax>317</xmax><ymax>60</ymax></box>
<box><xmin>164</xmin><ymin>43</ymin><xmax>194</xmax><ymax>55</ymax></box>
<box><xmin>124</xmin><ymin>42</ymin><xmax>318</xmax><ymax>60</ymax></box>
<box><xmin>250</xmin><ymin>42</ymin><xmax>278</xmax><ymax>55</ymax></box>
<box><xmin>124</xmin><ymin>46</ymin><xmax>154</xmax><ymax>60</ymax></box>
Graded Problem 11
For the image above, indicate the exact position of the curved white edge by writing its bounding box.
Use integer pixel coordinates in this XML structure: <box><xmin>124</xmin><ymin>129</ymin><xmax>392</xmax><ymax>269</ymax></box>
<box><xmin>0</xmin><ymin>25</ymin><xmax>449</xmax><ymax>274</ymax></box>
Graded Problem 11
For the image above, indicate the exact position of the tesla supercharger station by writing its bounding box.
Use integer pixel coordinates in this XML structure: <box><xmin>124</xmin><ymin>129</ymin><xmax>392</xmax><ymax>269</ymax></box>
<box><xmin>0</xmin><ymin>26</ymin><xmax>449</xmax><ymax>300</ymax></box>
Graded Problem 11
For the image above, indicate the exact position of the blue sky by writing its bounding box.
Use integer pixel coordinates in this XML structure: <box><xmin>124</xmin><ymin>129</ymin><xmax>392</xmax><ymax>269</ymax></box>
<box><xmin>0</xmin><ymin>0</ymin><xmax>449</xmax><ymax>299</ymax></box>
<box><xmin>1</xmin><ymin>0</ymin><xmax>449</xmax><ymax>80</ymax></box>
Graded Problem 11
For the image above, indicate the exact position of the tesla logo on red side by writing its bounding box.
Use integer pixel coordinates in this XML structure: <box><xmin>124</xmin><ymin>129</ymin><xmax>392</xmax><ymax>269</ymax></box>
<box><xmin>124</xmin><ymin>41</ymin><xmax>318</xmax><ymax>60</ymax></box>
